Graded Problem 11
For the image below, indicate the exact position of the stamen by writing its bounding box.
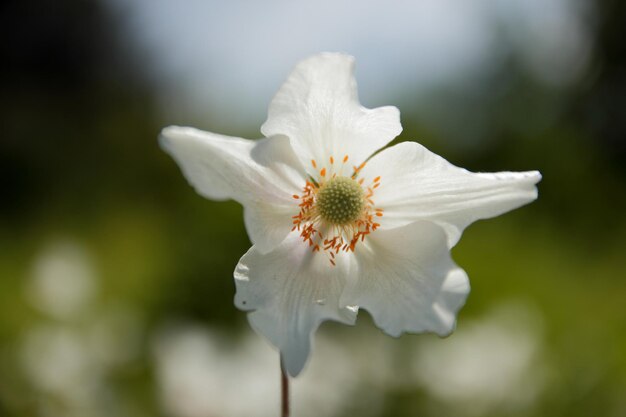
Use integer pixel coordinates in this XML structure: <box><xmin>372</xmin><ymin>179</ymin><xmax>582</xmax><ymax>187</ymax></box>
<box><xmin>291</xmin><ymin>155</ymin><xmax>383</xmax><ymax>265</ymax></box>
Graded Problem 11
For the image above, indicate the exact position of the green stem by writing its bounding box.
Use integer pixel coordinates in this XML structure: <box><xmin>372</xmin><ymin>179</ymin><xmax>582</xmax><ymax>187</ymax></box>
<box><xmin>281</xmin><ymin>355</ymin><xmax>290</xmax><ymax>417</ymax></box>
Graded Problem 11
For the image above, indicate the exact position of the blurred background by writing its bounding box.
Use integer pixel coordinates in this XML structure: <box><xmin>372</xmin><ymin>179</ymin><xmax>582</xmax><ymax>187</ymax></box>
<box><xmin>1</xmin><ymin>0</ymin><xmax>625</xmax><ymax>416</ymax></box>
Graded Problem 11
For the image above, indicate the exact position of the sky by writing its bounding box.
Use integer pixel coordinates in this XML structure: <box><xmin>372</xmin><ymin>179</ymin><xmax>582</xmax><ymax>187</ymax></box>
<box><xmin>106</xmin><ymin>0</ymin><xmax>592</xmax><ymax>131</ymax></box>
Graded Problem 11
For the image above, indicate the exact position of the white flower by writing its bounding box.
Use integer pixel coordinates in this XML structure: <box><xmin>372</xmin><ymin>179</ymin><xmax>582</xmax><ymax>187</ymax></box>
<box><xmin>160</xmin><ymin>53</ymin><xmax>541</xmax><ymax>377</ymax></box>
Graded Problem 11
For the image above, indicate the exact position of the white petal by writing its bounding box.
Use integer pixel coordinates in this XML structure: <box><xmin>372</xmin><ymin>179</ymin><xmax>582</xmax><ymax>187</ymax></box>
<box><xmin>160</xmin><ymin>126</ymin><xmax>306</xmax><ymax>253</ymax></box>
<box><xmin>261</xmin><ymin>53</ymin><xmax>402</xmax><ymax>169</ymax></box>
<box><xmin>361</xmin><ymin>141</ymin><xmax>541</xmax><ymax>247</ymax></box>
<box><xmin>343</xmin><ymin>221</ymin><xmax>470</xmax><ymax>337</ymax></box>
<box><xmin>234</xmin><ymin>234</ymin><xmax>358</xmax><ymax>377</ymax></box>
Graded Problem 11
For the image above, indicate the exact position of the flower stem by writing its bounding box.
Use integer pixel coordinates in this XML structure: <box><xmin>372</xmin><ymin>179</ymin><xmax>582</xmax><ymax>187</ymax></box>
<box><xmin>280</xmin><ymin>355</ymin><xmax>290</xmax><ymax>417</ymax></box>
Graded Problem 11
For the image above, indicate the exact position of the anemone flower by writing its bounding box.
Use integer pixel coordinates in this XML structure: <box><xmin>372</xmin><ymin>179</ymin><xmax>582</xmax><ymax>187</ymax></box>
<box><xmin>160</xmin><ymin>53</ymin><xmax>541</xmax><ymax>380</ymax></box>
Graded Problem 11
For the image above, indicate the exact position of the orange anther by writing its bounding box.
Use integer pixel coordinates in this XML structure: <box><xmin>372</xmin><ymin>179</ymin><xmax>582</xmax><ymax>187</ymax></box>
<box><xmin>330</xmin><ymin>156</ymin><xmax>334</xmax><ymax>164</ymax></box>
<box><xmin>343</xmin><ymin>155</ymin><xmax>349</xmax><ymax>163</ymax></box>
<box><xmin>292</xmin><ymin>167</ymin><xmax>383</xmax><ymax>263</ymax></box>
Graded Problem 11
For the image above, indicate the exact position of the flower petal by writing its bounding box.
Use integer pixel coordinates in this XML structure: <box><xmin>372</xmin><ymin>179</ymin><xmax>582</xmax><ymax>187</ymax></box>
<box><xmin>343</xmin><ymin>221</ymin><xmax>470</xmax><ymax>337</ymax></box>
<box><xmin>234</xmin><ymin>234</ymin><xmax>358</xmax><ymax>377</ymax></box>
<box><xmin>361</xmin><ymin>141</ymin><xmax>541</xmax><ymax>247</ymax></box>
<box><xmin>160</xmin><ymin>126</ymin><xmax>305</xmax><ymax>253</ymax></box>
<box><xmin>261</xmin><ymin>53</ymin><xmax>402</xmax><ymax>169</ymax></box>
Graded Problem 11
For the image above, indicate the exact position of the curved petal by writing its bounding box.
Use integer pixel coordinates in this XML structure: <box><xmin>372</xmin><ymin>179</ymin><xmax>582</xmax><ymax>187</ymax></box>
<box><xmin>261</xmin><ymin>53</ymin><xmax>402</xmax><ymax>170</ymax></box>
<box><xmin>160</xmin><ymin>126</ymin><xmax>306</xmax><ymax>253</ymax></box>
<box><xmin>234</xmin><ymin>234</ymin><xmax>358</xmax><ymax>377</ymax></box>
<box><xmin>361</xmin><ymin>141</ymin><xmax>541</xmax><ymax>247</ymax></box>
<box><xmin>343</xmin><ymin>221</ymin><xmax>470</xmax><ymax>337</ymax></box>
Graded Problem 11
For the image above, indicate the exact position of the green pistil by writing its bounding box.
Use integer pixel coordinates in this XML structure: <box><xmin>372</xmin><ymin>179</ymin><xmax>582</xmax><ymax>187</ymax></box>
<box><xmin>316</xmin><ymin>176</ymin><xmax>365</xmax><ymax>225</ymax></box>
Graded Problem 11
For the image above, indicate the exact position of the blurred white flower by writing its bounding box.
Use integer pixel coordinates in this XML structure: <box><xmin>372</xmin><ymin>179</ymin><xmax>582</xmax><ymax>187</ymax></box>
<box><xmin>152</xmin><ymin>325</ymin><xmax>358</xmax><ymax>417</ymax></box>
<box><xmin>26</xmin><ymin>240</ymin><xmax>97</xmax><ymax>319</ymax></box>
<box><xmin>21</xmin><ymin>240</ymin><xmax>145</xmax><ymax>417</ymax></box>
<box><xmin>154</xmin><ymin>326</ymin><xmax>262</xmax><ymax>417</ymax></box>
<box><xmin>414</xmin><ymin>303</ymin><xmax>548</xmax><ymax>414</ymax></box>
<box><xmin>160</xmin><ymin>53</ymin><xmax>540</xmax><ymax>376</ymax></box>
<box><xmin>21</xmin><ymin>325</ymin><xmax>101</xmax><ymax>402</ymax></box>
<box><xmin>20</xmin><ymin>307</ymin><xmax>145</xmax><ymax>417</ymax></box>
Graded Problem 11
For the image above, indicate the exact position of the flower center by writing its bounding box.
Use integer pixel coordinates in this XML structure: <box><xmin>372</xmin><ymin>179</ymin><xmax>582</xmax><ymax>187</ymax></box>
<box><xmin>316</xmin><ymin>177</ymin><xmax>365</xmax><ymax>225</ymax></box>
<box><xmin>291</xmin><ymin>155</ymin><xmax>384</xmax><ymax>265</ymax></box>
